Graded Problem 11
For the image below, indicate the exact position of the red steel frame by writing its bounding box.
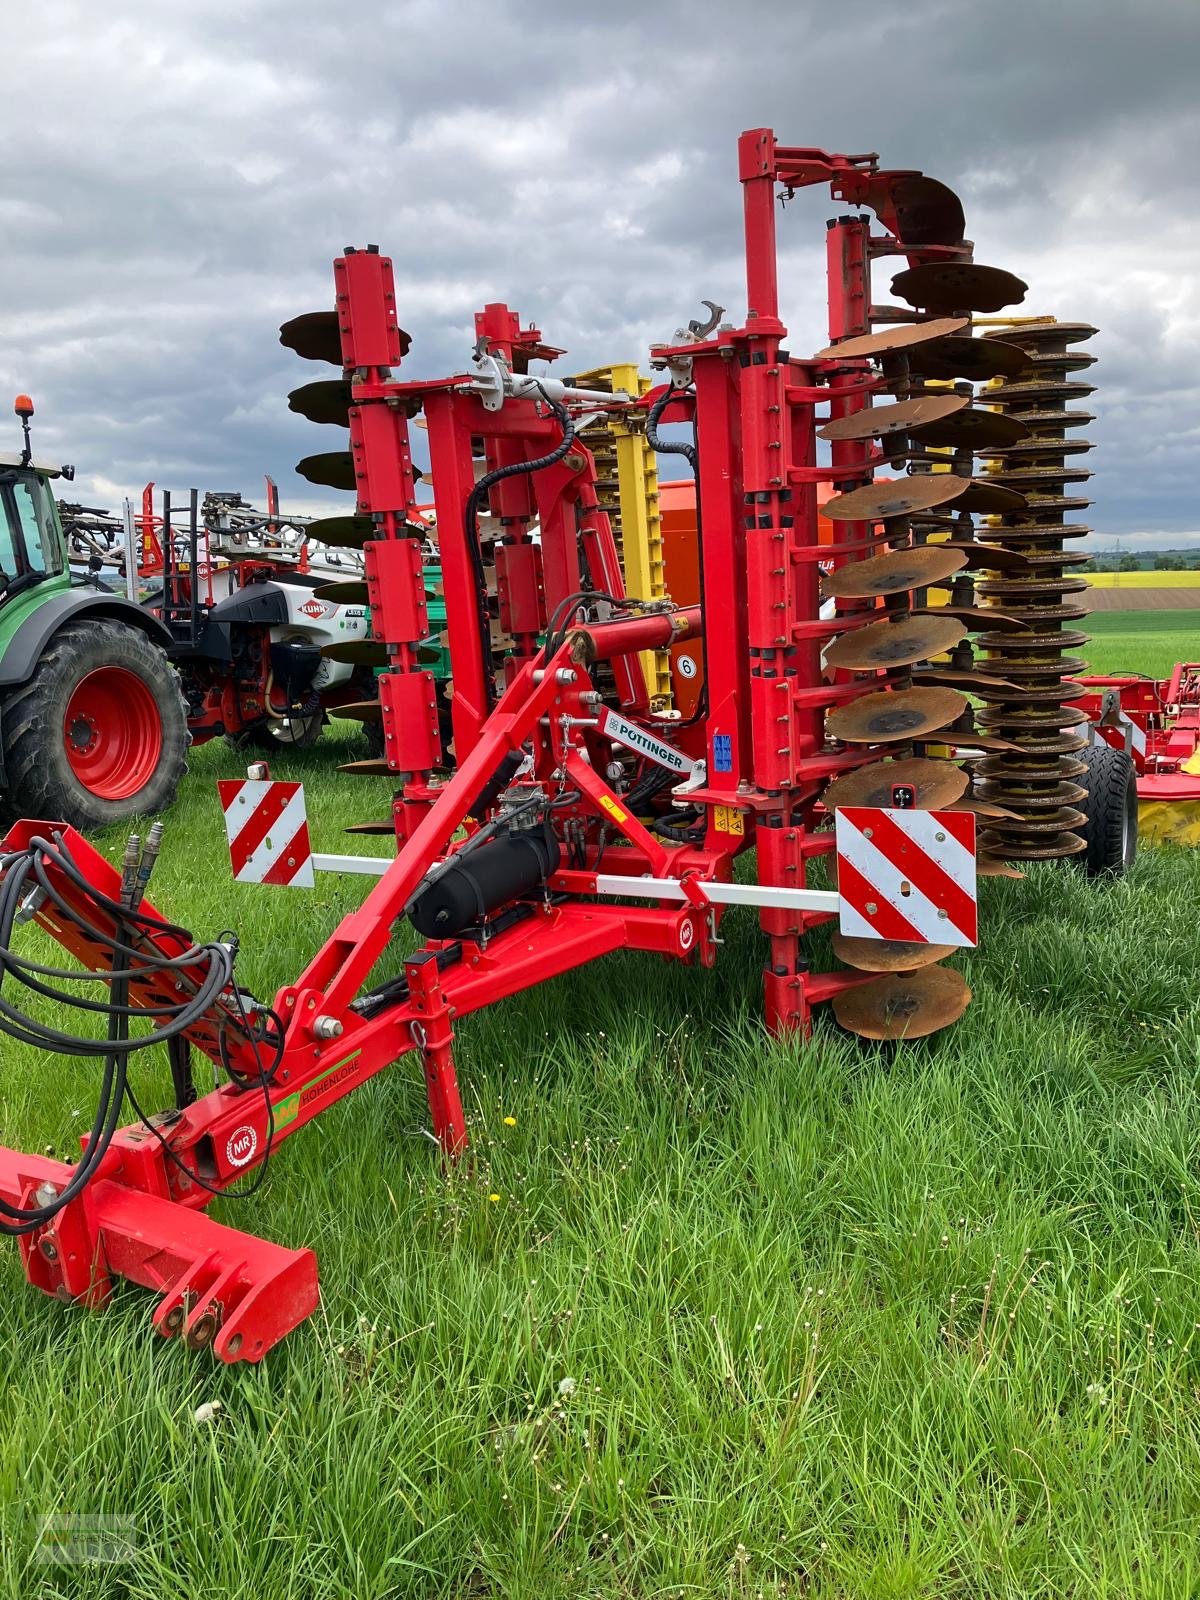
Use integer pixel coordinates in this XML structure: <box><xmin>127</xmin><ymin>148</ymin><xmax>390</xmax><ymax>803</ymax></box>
<box><xmin>0</xmin><ymin>132</ymin><xmax>979</xmax><ymax>1360</ymax></box>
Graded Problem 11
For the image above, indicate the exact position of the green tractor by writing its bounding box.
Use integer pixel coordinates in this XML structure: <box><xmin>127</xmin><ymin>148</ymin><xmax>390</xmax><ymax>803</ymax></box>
<box><xmin>0</xmin><ymin>396</ymin><xmax>189</xmax><ymax>829</ymax></box>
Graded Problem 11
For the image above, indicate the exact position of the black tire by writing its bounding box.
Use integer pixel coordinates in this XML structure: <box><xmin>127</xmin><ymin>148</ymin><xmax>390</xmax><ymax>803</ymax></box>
<box><xmin>1</xmin><ymin>619</ymin><xmax>190</xmax><ymax>831</ymax></box>
<box><xmin>226</xmin><ymin>712</ymin><xmax>325</xmax><ymax>753</ymax></box>
<box><xmin>1077</xmin><ymin>741</ymin><xmax>1137</xmax><ymax>877</ymax></box>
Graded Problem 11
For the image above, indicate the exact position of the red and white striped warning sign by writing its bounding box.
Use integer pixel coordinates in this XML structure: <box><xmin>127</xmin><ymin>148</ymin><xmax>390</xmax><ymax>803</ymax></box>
<box><xmin>217</xmin><ymin>779</ymin><xmax>315</xmax><ymax>888</ymax></box>
<box><xmin>835</xmin><ymin>805</ymin><xmax>978</xmax><ymax>948</ymax></box>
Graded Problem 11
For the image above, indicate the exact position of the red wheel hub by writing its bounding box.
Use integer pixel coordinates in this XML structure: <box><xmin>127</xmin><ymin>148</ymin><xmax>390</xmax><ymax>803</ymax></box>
<box><xmin>63</xmin><ymin>667</ymin><xmax>163</xmax><ymax>801</ymax></box>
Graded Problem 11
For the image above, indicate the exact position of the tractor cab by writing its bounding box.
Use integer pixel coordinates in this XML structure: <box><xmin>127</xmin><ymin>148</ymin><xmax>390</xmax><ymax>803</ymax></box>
<box><xmin>0</xmin><ymin>396</ymin><xmax>72</xmax><ymax>609</ymax></box>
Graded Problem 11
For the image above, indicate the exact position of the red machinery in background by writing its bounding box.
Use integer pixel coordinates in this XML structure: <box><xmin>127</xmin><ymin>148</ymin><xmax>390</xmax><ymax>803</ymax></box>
<box><xmin>1070</xmin><ymin>665</ymin><xmax>1200</xmax><ymax>846</ymax></box>
<box><xmin>0</xmin><ymin>131</ymin><xmax>1095</xmax><ymax>1360</ymax></box>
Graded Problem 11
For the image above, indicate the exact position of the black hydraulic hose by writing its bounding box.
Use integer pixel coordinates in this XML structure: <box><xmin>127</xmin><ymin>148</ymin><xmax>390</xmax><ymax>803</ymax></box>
<box><xmin>465</xmin><ymin>387</ymin><xmax>577</xmax><ymax>708</ymax></box>
<box><xmin>646</xmin><ymin>385</ymin><xmax>708</xmax><ymax>722</ymax></box>
<box><xmin>0</xmin><ymin>832</ymin><xmax>279</xmax><ymax>1233</ymax></box>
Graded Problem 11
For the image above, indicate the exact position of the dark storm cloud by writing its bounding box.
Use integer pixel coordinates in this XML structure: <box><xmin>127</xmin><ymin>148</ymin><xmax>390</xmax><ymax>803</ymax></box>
<box><xmin>2</xmin><ymin>0</ymin><xmax>1197</xmax><ymax>548</ymax></box>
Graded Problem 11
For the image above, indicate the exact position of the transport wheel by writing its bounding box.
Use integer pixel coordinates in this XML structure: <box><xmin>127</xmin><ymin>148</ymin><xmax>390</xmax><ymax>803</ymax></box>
<box><xmin>1077</xmin><ymin>741</ymin><xmax>1137</xmax><ymax>877</ymax></box>
<box><xmin>2</xmin><ymin>620</ymin><xmax>190</xmax><ymax>830</ymax></box>
<box><xmin>245</xmin><ymin>712</ymin><xmax>325</xmax><ymax>751</ymax></box>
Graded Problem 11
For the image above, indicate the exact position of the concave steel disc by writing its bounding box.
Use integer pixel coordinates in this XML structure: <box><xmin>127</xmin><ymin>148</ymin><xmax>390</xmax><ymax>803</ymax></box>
<box><xmin>313</xmin><ymin>580</ymin><xmax>368</xmax><ymax>604</ymax></box>
<box><xmin>824</xmin><ymin>474</ymin><xmax>973</xmax><ymax>522</ymax></box>
<box><xmin>324</xmin><ymin>640</ymin><xmax>439</xmax><ymax>667</ymax></box>
<box><xmin>825</xmin><ymin>612</ymin><xmax>967</xmax><ymax>671</ymax></box>
<box><xmin>934</xmin><ymin>541</ymin><xmax>1033</xmax><ymax>574</ymax></box>
<box><xmin>344</xmin><ymin>820</ymin><xmax>395</xmax><ymax>834</ymax></box>
<box><xmin>306</xmin><ymin>514</ymin><xmax>375</xmax><ymax>548</ymax></box>
<box><xmin>823</xmin><ymin>756</ymin><xmax>969</xmax><ymax>812</ymax></box>
<box><xmin>288</xmin><ymin>379</ymin><xmax>352</xmax><ymax>427</ymax></box>
<box><xmin>335</xmin><ymin>699</ymin><xmax>383</xmax><ymax>722</ymax></box>
<box><xmin>911</xmin><ymin>335</ymin><xmax>1030</xmax><ymax>381</ymax></box>
<box><xmin>891</xmin><ymin>262</ymin><xmax>1028</xmax><ymax>314</ymax></box>
<box><xmin>323</xmin><ymin>640</ymin><xmax>387</xmax><ymax>666</ymax></box>
<box><xmin>912</xmin><ymin>666</ymin><xmax>1021</xmax><ymax>693</ymax></box>
<box><xmin>980</xmin><ymin>831</ymin><xmax>1087</xmax><ymax>861</ymax></box>
<box><xmin>832</xmin><ymin>964</ymin><xmax>972</xmax><ymax>1040</ymax></box>
<box><xmin>988</xmin><ymin>378</ymin><xmax>1095</xmax><ymax>406</ymax></box>
<box><xmin>832</xmin><ymin>932</ymin><xmax>957</xmax><ymax>972</ymax></box>
<box><xmin>280</xmin><ymin>310</ymin><xmax>342</xmax><ymax>364</ymax></box>
<box><xmin>976</xmin><ymin>854</ymin><xmax>1025</xmax><ymax>879</ymax></box>
<box><xmin>930</xmin><ymin>605</ymin><xmax>1032</xmax><ymax>633</ymax></box>
<box><xmin>887</xmin><ymin>174</ymin><xmax>966</xmax><ymax>247</ymax></box>
<box><xmin>297</xmin><ymin>451</ymin><xmax>356</xmax><ymax>492</ymax></box>
<box><xmin>826</xmin><ymin>685</ymin><xmax>967</xmax><ymax>744</ymax></box>
<box><xmin>947</xmin><ymin>797</ymin><xmax>1022</xmax><ymax>821</ymax></box>
<box><xmin>909</xmin><ymin>407</ymin><xmax>1031</xmax><ymax>450</ymax></box>
<box><xmin>812</xmin><ymin>316</ymin><xmax>968</xmax><ymax>362</ymax></box>
<box><xmin>818</xmin><ymin>393</ymin><xmax>967</xmax><ymax>443</ymax></box>
<box><xmin>823</xmin><ymin>545</ymin><xmax>967</xmax><ymax>598</ymax></box>
<box><xmin>337</xmin><ymin>759</ymin><xmax>397</xmax><ymax>777</ymax></box>
<box><xmin>953</xmin><ymin>478</ymin><xmax>1027</xmax><ymax>515</ymax></box>
<box><xmin>983</xmin><ymin>321</ymin><xmax>1097</xmax><ymax>347</ymax></box>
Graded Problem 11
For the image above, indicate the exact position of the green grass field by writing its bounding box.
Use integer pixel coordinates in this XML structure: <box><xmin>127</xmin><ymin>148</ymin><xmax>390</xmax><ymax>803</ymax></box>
<box><xmin>1083</xmin><ymin>612</ymin><xmax>1199</xmax><ymax>678</ymax></box>
<box><xmin>2</xmin><ymin>701</ymin><xmax>1200</xmax><ymax>1597</ymax></box>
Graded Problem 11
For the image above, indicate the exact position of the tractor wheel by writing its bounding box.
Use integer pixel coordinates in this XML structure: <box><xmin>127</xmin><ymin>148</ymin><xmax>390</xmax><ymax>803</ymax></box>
<box><xmin>239</xmin><ymin>712</ymin><xmax>325</xmax><ymax>752</ymax></box>
<box><xmin>1</xmin><ymin>620</ymin><xmax>190</xmax><ymax>830</ymax></box>
<box><xmin>1077</xmin><ymin>741</ymin><xmax>1137</xmax><ymax>877</ymax></box>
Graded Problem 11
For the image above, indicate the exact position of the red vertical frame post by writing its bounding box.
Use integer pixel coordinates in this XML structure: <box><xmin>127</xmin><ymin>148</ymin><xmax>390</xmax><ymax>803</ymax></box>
<box><xmin>338</xmin><ymin>248</ymin><xmax>440</xmax><ymax>837</ymax></box>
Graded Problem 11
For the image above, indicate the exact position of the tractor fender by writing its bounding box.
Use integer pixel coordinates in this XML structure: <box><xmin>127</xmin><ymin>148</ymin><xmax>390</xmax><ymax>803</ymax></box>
<box><xmin>0</xmin><ymin>589</ymin><xmax>176</xmax><ymax>689</ymax></box>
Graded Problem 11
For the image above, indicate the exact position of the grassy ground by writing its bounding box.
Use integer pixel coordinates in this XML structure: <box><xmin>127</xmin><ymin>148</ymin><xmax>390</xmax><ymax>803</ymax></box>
<box><xmin>2</xmin><ymin>722</ymin><xmax>1200</xmax><ymax>1597</ymax></box>
<box><xmin>1083</xmin><ymin>612</ymin><xmax>1200</xmax><ymax>678</ymax></box>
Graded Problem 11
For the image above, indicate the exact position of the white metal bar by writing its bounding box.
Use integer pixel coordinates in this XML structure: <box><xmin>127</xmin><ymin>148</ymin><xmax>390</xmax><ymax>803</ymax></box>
<box><xmin>307</xmin><ymin>855</ymin><xmax>839</xmax><ymax>913</ymax></box>
<box><xmin>593</xmin><ymin>874</ymin><xmax>839</xmax><ymax>913</ymax></box>
<box><xmin>311</xmin><ymin>852</ymin><xmax>392</xmax><ymax>877</ymax></box>
<box><xmin>121</xmin><ymin>499</ymin><xmax>138</xmax><ymax>603</ymax></box>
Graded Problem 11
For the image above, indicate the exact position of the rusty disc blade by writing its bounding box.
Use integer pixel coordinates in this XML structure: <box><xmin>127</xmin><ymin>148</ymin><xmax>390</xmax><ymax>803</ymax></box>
<box><xmin>823</xmin><ymin>756</ymin><xmax>969</xmax><ymax>811</ymax></box>
<box><xmin>984</xmin><ymin>321</ymin><xmax>1097</xmax><ymax>348</ymax></box>
<box><xmin>833</xmin><ymin>932</ymin><xmax>957</xmax><ymax>972</ymax></box>
<box><xmin>826</xmin><ymin>685</ymin><xmax>967</xmax><ymax>744</ymax></box>
<box><xmin>812</xmin><ymin>316</ymin><xmax>968</xmax><ymax>362</ymax></box>
<box><xmin>923</xmin><ymin>605</ymin><xmax>1031</xmax><ymax>633</ymax></box>
<box><xmin>977</xmin><ymin>854</ymin><xmax>1025</xmax><ymax>879</ymax></box>
<box><xmin>824</xmin><ymin>545</ymin><xmax>967</xmax><ymax>598</ymax></box>
<box><xmin>818</xmin><ymin>393</ymin><xmax>967</xmax><ymax>443</ymax></box>
<box><xmin>912</xmin><ymin>666</ymin><xmax>1021</xmax><ymax>693</ymax></box>
<box><xmin>344</xmin><ymin>820</ymin><xmax>395</xmax><ymax>834</ymax></box>
<box><xmin>313</xmin><ymin>580</ymin><xmax>368</xmax><ymax>604</ymax></box>
<box><xmin>947</xmin><ymin>797</ymin><xmax>1022</xmax><ymax>821</ymax></box>
<box><xmin>951</xmin><ymin>731</ymin><xmax>1027</xmax><ymax>753</ymax></box>
<box><xmin>297</xmin><ymin>451</ymin><xmax>356</xmax><ymax>492</ymax></box>
<box><xmin>337</xmin><ymin>759</ymin><xmax>396</xmax><ymax>777</ymax></box>
<box><xmin>935</xmin><ymin>541</ymin><xmax>1032</xmax><ymax>575</ymax></box>
<box><xmin>911</xmin><ymin>334</ymin><xmax>1031</xmax><ymax>381</ymax></box>
<box><xmin>887</xmin><ymin>174</ymin><xmax>966</xmax><ymax>247</ymax></box>
<box><xmin>910</xmin><ymin>407</ymin><xmax>1030</xmax><ymax>450</ymax></box>
<box><xmin>288</xmin><ymin>379</ymin><xmax>352</xmax><ymax>427</ymax></box>
<box><xmin>832</xmin><ymin>964</ymin><xmax>971</xmax><ymax>1040</ymax></box>
<box><xmin>891</xmin><ymin>262</ymin><xmax>1028</xmax><ymax>314</ymax></box>
<box><xmin>953</xmin><ymin>478</ymin><xmax>1027</xmax><ymax>514</ymax></box>
<box><xmin>825</xmin><ymin>612</ymin><xmax>967</xmax><ymax>671</ymax></box>
<box><xmin>280</xmin><ymin>310</ymin><xmax>342</xmax><ymax>365</ymax></box>
<box><xmin>312</xmin><ymin>582</ymin><xmax>369</xmax><ymax>604</ymax></box>
<box><xmin>824</xmin><ymin>474</ymin><xmax>973</xmax><ymax>522</ymax></box>
<box><xmin>335</xmin><ymin>699</ymin><xmax>382</xmax><ymax>722</ymax></box>
<box><xmin>305</xmin><ymin>514</ymin><xmax>374</xmax><ymax>549</ymax></box>
<box><xmin>323</xmin><ymin>640</ymin><xmax>386</xmax><ymax>666</ymax></box>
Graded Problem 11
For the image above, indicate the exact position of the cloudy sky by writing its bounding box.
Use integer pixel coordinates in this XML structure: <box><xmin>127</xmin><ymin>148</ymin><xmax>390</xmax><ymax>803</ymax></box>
<box><xmin>3</xmin><ymin>0</ymin><xmax>1197</xmax><ymax>550</ymax></box>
